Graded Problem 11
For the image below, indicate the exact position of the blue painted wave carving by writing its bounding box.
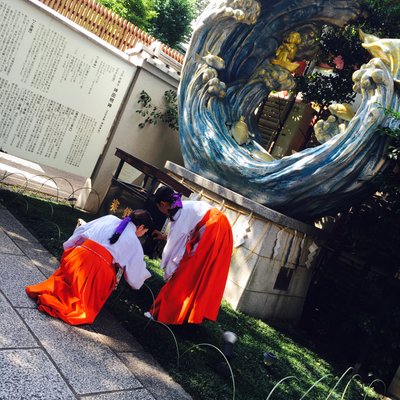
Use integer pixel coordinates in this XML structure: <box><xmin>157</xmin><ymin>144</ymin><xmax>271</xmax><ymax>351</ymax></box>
<box><xmin>178</xmin><ymin>0</ymin><xmax>400</xmax><ymax>220</ymax></box>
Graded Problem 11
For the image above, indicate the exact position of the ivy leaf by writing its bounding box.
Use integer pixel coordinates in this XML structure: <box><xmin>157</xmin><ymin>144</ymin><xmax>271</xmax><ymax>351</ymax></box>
<box><xmin>135</xmin><ymin>89</ymin><xmax>178</xmax><ymax>131</ymax></box>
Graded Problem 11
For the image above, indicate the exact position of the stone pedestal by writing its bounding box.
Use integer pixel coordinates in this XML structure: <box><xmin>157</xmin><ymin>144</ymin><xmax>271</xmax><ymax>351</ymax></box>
<box><xmin>165</xmin><ymin>162</ymin><xmax>329</xmax><ymax>325</ymax></box>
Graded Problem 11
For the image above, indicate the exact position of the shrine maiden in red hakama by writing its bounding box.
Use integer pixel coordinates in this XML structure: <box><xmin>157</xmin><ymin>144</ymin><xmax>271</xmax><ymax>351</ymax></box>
<box><xmin>150</xmin><ymin>194</ymin><xmax>233</xmax><ymax>325</ymax></box>
<box><xmin>26</xmin><ymin>211</ymin><xmax>152</xmax><ymax>325</ymax></box>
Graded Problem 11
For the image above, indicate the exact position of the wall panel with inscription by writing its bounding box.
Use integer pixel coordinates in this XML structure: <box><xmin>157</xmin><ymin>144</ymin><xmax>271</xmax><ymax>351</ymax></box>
<box><xmin>0</xmin><ymin>0</ymin><xmax>136</xmax><ymax>176</ymax></box>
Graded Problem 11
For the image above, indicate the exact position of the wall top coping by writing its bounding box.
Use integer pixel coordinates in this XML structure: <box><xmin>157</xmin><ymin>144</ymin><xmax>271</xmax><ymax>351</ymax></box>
<box><xmin>165</xmin><ymin>161</ymin><xmax>331</xmax><ymax>239</ymax></box>
<box><xmin>126</xmin><ymin>44</ymin><xmax>181</xmax><ymax>83</ymax></box>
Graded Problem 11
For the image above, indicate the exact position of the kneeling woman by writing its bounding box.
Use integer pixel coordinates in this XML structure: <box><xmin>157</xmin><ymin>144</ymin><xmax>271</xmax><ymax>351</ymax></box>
<box><xmin>26</xmin><ymin>210</ymin><xmax>152</xmax><ymax>325</ymax></box>
<box><xmin>149</xmin><ymin>186</ymin><xmax>233</xmax><ymax>325</ymax></box>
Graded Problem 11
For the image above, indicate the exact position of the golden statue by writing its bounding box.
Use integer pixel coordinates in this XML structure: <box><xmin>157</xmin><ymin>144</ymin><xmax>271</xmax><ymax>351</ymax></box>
<box><xmin>271</xmin><ymin>32</ymin><xmax>302</xmax><ymax>72</ymax></box>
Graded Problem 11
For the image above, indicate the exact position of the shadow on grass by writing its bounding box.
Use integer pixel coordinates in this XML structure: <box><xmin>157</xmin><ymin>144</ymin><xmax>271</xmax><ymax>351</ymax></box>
<box><xmin>106</xmin><ymin>261</ymin><xmax>378</xmax><ymax>400</ymax></box>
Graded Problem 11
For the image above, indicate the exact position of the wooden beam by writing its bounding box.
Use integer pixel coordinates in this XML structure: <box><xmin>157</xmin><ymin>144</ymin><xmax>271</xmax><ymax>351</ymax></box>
<box><xmin>114</xmin><ymin>148</ymin><xmax>192</xmax><ymax>197</ymax></box>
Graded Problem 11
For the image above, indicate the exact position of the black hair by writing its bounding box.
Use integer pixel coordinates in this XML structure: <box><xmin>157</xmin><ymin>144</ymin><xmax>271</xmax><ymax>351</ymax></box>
<box><xmin>154</xmin><ymin>186</ymin><xmax>174</xmax><ymax>204</ymax></box>
<box><xmin>154</xmin><ymin>186</ymin><xmax>180</xmax><ymax>220</ymax></box>
<box><xmin>109</xmin><ymin>209</ymin><xmax>153</xmax><ymax>244</ymax></box>
<box><xmin>131</xmin><ymin>209</ymin><xmax>153</xmax><ymax>229</ymax></box>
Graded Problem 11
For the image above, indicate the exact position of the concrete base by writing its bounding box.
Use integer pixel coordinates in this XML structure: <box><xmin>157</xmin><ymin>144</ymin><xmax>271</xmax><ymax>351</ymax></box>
<box><xmin>165</xmin><ymin>162</ymin><xmax>327</xmax><ymax>325</ymax></box>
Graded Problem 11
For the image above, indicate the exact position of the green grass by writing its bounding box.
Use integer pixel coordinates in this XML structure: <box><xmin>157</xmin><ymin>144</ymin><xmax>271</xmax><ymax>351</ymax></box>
<box><xmin>111</xmin><ymin>275</ymin><xmax>379</xmax><ymax>400</ymax></box>
<box><xmin>0</xmin><ymin>186</ymin><xmax>97</xmax><ymax>258</ymax></box>
<box><xmin>0</xmin><ymin>186</ymin><xmax>380</xmax><ymax>400</ymax></box>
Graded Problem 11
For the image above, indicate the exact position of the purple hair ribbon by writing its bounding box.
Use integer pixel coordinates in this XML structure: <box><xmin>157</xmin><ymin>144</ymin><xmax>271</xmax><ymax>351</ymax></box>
<box><xmin>171</xmin><ymin>193</ymin><xmax>183</xmax><ymax>209</ymax></box>
<box><xmin>114</xmin><ymin>215</ymin><xmax>131</xmax><ymax>236</ymax></box>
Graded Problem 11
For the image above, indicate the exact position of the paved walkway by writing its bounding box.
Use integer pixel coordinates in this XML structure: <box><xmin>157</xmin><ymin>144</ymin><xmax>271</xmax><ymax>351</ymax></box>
<box><xmin>0</xmin><ymin>203</ymin><xmax>192</xmax><ymax>400</ymax></box>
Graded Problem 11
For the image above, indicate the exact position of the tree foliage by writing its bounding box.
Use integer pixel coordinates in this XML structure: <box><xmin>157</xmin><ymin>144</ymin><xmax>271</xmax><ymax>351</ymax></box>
<box><xmin>295</xmin><ymin>69</ymin><xmax>356</xmax><ymax>110</ymax></box>
<box><xmin>319</xmin><ymin>0</ymin><xmax>400</xmax><ymax>65</ymax></box>
<box><xmin>96</xmin><ymin>0</ymin><xmax>155</xmax><ymax>30</ymax></box>
<box><xmin>295</xmin><ymin>0</ymin><xmax>400</xmax><ymax>111</ymax></box>
<box><xmin>96</xmin><ymin>0</ymin><xmax>195</xmax><ymax>48</ymax></box>
<box><xmin>147</xmin><ymin>0</ymin><xmax>195</xmax><ymax>48</ymax></box>
<box><xmin>359</xmin><ymin>0</ymin><xmax>400</xmax><ymax>38</ymax></box>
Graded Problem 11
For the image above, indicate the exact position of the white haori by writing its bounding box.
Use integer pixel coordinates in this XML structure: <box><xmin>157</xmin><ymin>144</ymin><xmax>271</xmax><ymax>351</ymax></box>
<box><xmin>161</xmin><ymin>200</ymin><xmax>212</xmax><ymax>280</ymax></box>
<box><xmin>63</xmin><ymin>214</ymin><xmax>151</xmax><ymax>289</ymax></box>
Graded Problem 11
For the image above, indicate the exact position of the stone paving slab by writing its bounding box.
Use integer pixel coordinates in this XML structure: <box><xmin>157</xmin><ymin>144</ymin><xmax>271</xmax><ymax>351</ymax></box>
<box><xmin>0</xmin><ymin>348</ymin><xmax>76</xmax><ymax>400</ymax></box>
<box><xmin>16</xmin><ymin>241</ymin><xmax>59</xmax><ymax>278</ymax></box>
<box><xmin>0</xmin><ymin>291</ymin><xmax>37</xmax><ymax>348</ymax></box>
<box><xmin>118</xmin><ymin>352</ymin><xmax>192</xmax><ymax>400</ymax></box>
<box><xmin>0</xmin><ymin>253</ymin><xmax>46</xmax><ymax>307</ymax></box>
<box><xmin>0</xmin><ymin>208</ymin><xmax>39</xmax><ymax>241</ymax></box>
<box><xmin>19</xmin><ymin>308</ymin><xmax>144</xmax><ymax>395</ymax></box>
<box><xmin>0</xmin><ymin>228</ymin><xmax>23</xmax><ymax>255</ymax></box>
<box><xmin>83</xmin><ymin>389</ymin><xmax>156</xmax><ymax>400</ymax></box>
<box><xmin>91</xmin><ymin>309</ymin><xmax>145</xmax><ymax>353</ymax></box>
<box><xmin>0</xmin><ymin>209</ymin><xmax>59</xmax><ymax>277</ymax></box>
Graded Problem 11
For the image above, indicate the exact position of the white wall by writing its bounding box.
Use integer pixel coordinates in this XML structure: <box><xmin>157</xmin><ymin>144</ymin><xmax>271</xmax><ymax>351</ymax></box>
<box><xmin>0</xmin><ymin>0</ymin><xmax>183</xmax><ymax>212</ymax></box>
<box><xmin>81</xmin><ymin>54</ymin><xmax>183</xmax><ymax>212</ymax></box>
<box><xmin>0</xmin><ymin>0</ymin><xmax>137</xmax><ymax>176</ymax></box>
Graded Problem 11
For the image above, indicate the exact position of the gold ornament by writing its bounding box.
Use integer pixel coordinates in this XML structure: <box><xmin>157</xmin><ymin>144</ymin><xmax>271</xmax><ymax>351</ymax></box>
<box><xmin>122</xmin><ymin>207</ymin><xmax>133</xmax><ymax>218</ymax></box>
<box><xmin>109</xmin><ymin>199</ymin><xmax>120</xmax><ymax>213</ymax></box>
<box><xmin>271</xmin><ymin>32</ymin><xmax>302</xmax><ymax>72</ymax></box>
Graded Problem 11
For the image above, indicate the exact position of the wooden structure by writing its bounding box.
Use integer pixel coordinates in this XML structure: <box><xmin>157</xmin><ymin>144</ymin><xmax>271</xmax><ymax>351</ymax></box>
<box><xmin>100</xmin><ymin>149</ymin><xmax>192</xmax><ymax>258</ymax></box>
<box><xmin>111</xmin><ymin>147</ymin><xmax>191</xmax><ymax>201</ymax></box>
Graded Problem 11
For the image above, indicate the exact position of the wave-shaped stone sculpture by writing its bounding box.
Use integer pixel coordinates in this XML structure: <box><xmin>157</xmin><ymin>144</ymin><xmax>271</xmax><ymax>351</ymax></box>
<box><xmin>179</xmin><ymin>0</ymin><xmax>400</xmax><ymax>220</ymax></box>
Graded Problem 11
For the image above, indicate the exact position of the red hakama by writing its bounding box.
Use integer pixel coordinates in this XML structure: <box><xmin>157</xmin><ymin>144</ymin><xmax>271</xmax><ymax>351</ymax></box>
<box><xmin>150</xmin><ymin>208</ymin><xmax>233</xmax><ymax>324</ymax></box>
<box><xmin>26</xmin><ymin>239</ymin><xmax>116</xmax><ymax>325</ymax></box>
